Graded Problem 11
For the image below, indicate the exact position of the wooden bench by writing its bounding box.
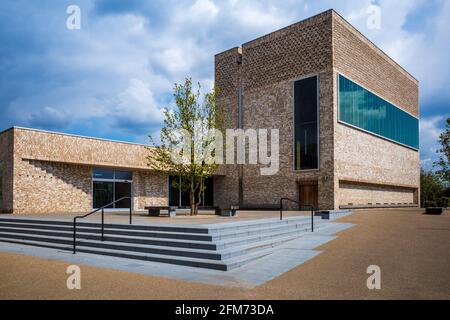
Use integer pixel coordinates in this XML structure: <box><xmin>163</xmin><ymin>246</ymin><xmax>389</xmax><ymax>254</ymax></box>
<box><xmin>144</xmin><ymin>206</ymin><xmax>177</xmax><ymax>217</ymax></box>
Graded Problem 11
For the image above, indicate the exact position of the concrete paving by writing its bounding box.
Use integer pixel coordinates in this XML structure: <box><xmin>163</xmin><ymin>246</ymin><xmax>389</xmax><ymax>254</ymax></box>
<box><xmin>0</xmin><ymin>221</ymin><xmax>353</xmax><ymax>288</ymax></box>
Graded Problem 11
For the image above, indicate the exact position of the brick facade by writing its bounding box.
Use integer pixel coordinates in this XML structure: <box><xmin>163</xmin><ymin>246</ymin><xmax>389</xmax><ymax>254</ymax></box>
<box><xmin>0</xmin><ymin>127</ymin><xmax>169</xmax><ymax>214</ymax></box>
<box><xmin>215</xmin><ymin>9</ymin><xmax>419</xmax><ymax>210</ymax></box>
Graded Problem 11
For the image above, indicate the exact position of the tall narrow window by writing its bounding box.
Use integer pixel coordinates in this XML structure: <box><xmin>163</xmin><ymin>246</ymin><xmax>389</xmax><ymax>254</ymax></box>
<box><xmin>294</xmin><ymin>75</ymin><xmax>319</xmax><ymax>170</ymax></box>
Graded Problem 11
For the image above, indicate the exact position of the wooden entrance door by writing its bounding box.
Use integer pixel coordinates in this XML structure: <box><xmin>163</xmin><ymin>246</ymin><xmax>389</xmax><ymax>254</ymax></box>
<box><xmin>298</xmin><ymin>183</ymin><xmax>318</xmax><ymax>209</ymax></box>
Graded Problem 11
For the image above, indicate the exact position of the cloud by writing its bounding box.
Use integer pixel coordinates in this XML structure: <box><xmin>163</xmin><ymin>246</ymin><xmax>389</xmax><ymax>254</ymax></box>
<box><xmin>0</xmin><ymin>0</ymin><xmax>449</xmax><ymax>168</ymax></box>
<box><xmin>28</xmin><ymin>106</ymin><xmax>72</xmax><ymax>130</ymax></box>
<box><xmin>113</xmin><ymin>79</ymin><xmax>164</xmax><ymax>130</ymax></box>
<box><xmin>419</xmin><ymin>116</ymin><xmax>446</xmax><ymax>170</ymax></box>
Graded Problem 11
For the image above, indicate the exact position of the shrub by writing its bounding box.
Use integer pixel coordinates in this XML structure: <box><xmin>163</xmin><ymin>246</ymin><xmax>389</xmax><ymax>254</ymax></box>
<box><xmin>423</xmin><ymin>201</ymin><xmax>437</xmax><ymax>208</ymax></box>
<box><xmin>437</xmin><ymin>197</ymin><xmax>450</xmax><ymax>208</ymax></box>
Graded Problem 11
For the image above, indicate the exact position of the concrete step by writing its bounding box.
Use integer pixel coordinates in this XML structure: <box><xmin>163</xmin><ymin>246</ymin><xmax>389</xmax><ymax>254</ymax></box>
<box><xmin>210</xmin><ymin>220</ymin><xmax>319</xmax><ymax>240</ymax></box>
<box><xmin>0</xmin><ymin>219</ymin><xmax>321</xmax><ymax>252</ymax></box>
<box><xmin>0</xmin><ymin>218</ymin><xmax>320</xmax><ymax>242</ymax></box>
<box><xmin>0</xmin><ymin>229</ymin><xmax>305</xmax><ymax>261</ymax></box>
<box><xmin>0</xmin><ymin>217</ymin><xmax>209</xmax><ymax>234</ymax></box>
<box><xmin>207</xmin><ymin>216</ymin><xmax>319</xmax><ymax>234</ymax></box>
<box><xmin>0</xmin><ymin>237</ymin><xmax>273</xmax><ymax>271</ymax></box>
<box><xmin>0</xmin><ymin>222</ymin><xmax>213</xmax><ymax>241</ymax></box>
<box><xmin>0</xmin><ymin>232</ymin><xmax>221</xmax><ymax>259</ymax></box>
<box><xmin>0</xmin><ymin>228</ymin><xmax>218</xmax><ymax>250</ymax></box>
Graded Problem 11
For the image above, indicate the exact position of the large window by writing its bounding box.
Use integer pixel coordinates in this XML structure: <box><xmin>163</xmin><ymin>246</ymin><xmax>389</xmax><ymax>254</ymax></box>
<box><xmin>92</xmin><ymin>168</ymin><xmax>132</xmax><ymax>209</ymax></box>
<box><xmin>294</xmin><ymin>75</ymin><xmax>319</xmax><ymax>170</ymax></box>
<box><xmin>168</xmin><ymin>176</ymin><xmax>214</xmax><ymax>207</ymax></box>
<box><xmin>338</xmin><ymin>74</ymin><xmax>419</xmax><ymax>149</ymax></box>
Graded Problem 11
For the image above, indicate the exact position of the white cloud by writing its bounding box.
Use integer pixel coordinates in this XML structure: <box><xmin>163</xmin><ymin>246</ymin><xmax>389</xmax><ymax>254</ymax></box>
<box><xmin>114</xmin><ymin>79</ymin><xmax>164</xmax><ymax>125</ymax></box>
<box><xmin>420</xmin><ymin>115</ymin><xmax>445</xmax><ymax>169</ymax></box>
<box><xmin>191</xmin><ymin>0</ymin><xmax>219</xmax><ymax>18</ymax></box>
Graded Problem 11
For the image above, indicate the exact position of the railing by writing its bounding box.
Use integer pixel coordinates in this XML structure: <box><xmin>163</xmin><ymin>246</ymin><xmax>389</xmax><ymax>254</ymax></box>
<box><xmin>73</xmin><ymin>196</ymin><xmax>131</xmax><ymax>254</ymax></box>
<box><xmin>279</xmin><ymin>197</ymin><xmax>314</xmax><ymax>232</ymax></box>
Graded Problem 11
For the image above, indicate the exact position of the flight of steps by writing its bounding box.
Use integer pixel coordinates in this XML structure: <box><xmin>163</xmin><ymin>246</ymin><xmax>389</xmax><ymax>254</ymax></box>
<box><xmin>0</xmin><ymin>216</ymin><xmax>326</xmax><ymax>271</ymax></box>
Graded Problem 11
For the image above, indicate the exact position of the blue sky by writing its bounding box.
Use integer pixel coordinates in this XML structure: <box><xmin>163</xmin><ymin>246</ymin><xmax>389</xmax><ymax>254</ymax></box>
<box><xmin>0</xmin><ymin>0</ymin><xmax>448</xmax><ymax>169</ymax></box>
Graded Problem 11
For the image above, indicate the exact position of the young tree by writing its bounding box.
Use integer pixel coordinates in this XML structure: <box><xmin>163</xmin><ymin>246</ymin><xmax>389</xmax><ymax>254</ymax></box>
<box><xmin>433</xmin><ymin>117</ymin><xmax>450</xmax><ymax>186</ymax></box>
<box><xmin>147</xmin><ymin>78</ymin><xmax>224</xmax><ymax>215</ymax></box>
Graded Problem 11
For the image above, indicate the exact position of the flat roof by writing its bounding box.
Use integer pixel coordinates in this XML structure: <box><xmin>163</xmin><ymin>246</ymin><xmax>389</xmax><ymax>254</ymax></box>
<box><xmin>0</xmin><ymin>126</ymin><xmax>153</xmax><ymax>148</ymax></box>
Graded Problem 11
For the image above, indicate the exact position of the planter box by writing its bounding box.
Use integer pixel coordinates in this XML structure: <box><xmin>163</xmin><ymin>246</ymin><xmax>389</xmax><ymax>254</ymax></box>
<box><xmin>425</xmin><ymin>207</ymin><xmax>443</xmax><ymax>215</ymax></box>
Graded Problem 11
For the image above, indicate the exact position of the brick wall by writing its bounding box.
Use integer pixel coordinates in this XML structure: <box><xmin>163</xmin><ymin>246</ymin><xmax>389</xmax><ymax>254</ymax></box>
<box><xmin>215</xmin><ymin>11</ymin><xmax>335</xmax><ymax>209</ymax></box>
<box><xmin>215</xmin><ymin>9</ymin><xmax>420</xmax><ymax>209</ymax></box>
<box><xmin>331</xmin><ymin>11</ymin><xmax>420</xmax><ymax>207</ymax></box>
<box><xmin>0</xmin><ymin>129</ymin><xmax>14</xmax><ymax>213</ymax></box>
<box><xmin>9</xmin><ymin>128</ymin><xmax>169</xmax><ymax>214</ymax></box>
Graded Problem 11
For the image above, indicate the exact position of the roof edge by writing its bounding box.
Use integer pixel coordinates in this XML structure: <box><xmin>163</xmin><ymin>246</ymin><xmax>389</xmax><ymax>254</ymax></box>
<box><xmin>4</xmin><ymin>126</ymin><xmax>154</xmax><ymax>148</ymax></box>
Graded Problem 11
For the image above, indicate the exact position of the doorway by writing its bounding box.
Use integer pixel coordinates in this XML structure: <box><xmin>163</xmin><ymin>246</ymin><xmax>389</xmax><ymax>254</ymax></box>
<box><xmin>92</xmin><ymin>168</ymin><xmax>132</xmax><ymax>209</ymax></box>
<box><xmin>298</xmin><ymin>182</ymin><xmax>318</xmax><ymax>209</ymax></box>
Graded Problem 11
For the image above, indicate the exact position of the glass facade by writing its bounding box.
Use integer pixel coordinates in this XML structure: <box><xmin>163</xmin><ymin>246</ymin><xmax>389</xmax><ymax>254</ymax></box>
<box><xmin>169</xmin><ymin>175</ymin><xmax>214</xmax><ymax>207</ymax></box>
<box><xmin>338</xmin><ymin>74</ymin><xmax>419</xmax><ymax>149</ymax></box>
<box><xmin>294</xmin><ymin>75</ymin><xmax>319</xmax><ymax>170</ymax></box>
<box><xmin>92</xmin><ymin>168</ymin><xmax>132</xmax><ymax>209</ymax></box>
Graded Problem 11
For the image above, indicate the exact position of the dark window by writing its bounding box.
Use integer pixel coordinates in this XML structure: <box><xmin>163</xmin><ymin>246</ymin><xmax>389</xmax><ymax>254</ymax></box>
<box><xmin>115</xmin><ymin>170</ymin><xmax>132</xmax><ymax>180</ymax></box>
<box><xmin>93</xmin><ymin>169</ymin><xmax>114</xmax><ymax>179</ymax></box>
<box><xmin>93</xmin><ymin>181</ymin><xmax>114</xmax><ymax>208</ymax></box>
<box><xmin>338</xmin><ymin>74</ymin><xmax>419</xmax><ymax>149</ymax></box>
<box><xmin>294</xmin><ymin>75</ymin><xmax>319</xmax><ymax>170</ymax></box>
<box><xmin>92</xmin><ymin>168</ymin><xmax>132</xmax><ymax>209</ymax></box>
<box><xmin>168</xmin><ymin>175</ymin><xmax>214</xmax><ymax>207</ymax></box>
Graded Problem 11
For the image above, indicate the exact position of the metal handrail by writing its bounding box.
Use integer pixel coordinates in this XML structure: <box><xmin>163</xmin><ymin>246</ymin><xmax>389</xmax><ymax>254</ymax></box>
<box><xmin>73</xmin><ymin>196</ymin><xmax>131</xmax><ymax>254</ymax></box>
<box><xmin>279</xmin><ymin>197</ymin><xmax>314</xmax><ymax>232</ymax></box>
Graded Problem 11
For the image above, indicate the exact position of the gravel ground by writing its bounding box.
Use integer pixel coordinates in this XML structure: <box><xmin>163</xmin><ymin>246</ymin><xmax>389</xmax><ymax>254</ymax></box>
<box><xmin>0</xmin><ymin>208</ymin><xmax>449</xmax><ymax>299</ymax></box>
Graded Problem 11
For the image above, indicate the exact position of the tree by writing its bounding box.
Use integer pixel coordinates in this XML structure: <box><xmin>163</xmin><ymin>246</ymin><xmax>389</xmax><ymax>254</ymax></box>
<box><xmin>433</xmin><ymin>117</ymin><xmax>450</xmax><ymax>186</ymax></box>
<box><xmin>420</xmin><ymin>168</ymin><xmax>444</xmax><ymax>207</ymax></box>
<box><xmin>147</xmin><ymin>78</ymin><xmax>224</xmax><ymax>215</ymax></box>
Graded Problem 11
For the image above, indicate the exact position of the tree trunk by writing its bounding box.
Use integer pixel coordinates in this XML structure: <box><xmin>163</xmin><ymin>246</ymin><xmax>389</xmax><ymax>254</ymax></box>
<box><xmin>190</xmin><ymin>179</ymin><xmax>195</xmax><ymax>216</ymax></box>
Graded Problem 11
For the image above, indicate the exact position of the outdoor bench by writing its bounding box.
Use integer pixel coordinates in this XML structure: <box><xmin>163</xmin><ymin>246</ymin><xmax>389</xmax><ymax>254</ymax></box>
<box><xmin>144</xmin><ymin>206</ymin><xmax>177</xmax><ymax>217</ymax></box>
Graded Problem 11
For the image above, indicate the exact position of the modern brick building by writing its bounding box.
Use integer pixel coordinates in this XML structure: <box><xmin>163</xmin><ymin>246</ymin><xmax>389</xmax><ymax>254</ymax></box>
<box><xmin>214</xmin><ymin>9</ymin><xmax>419</xmax><ymax>211</ymax></box>
<box><xmin>0</xmin><ymin>9</ymin><xmax>419</xmax><ymax>214</ymax></box>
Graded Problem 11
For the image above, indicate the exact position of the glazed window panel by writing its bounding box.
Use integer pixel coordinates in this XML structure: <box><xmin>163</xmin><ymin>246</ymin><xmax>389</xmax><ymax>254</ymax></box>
<box><xmin>294</xmin><ymin>75</ymin><xmax>319</xmax><ymax>170</ymax></box>
<box><xmin>338</xmin><ymin>74</ymin><xmax>419</xmax><ymax>149</ymax></box>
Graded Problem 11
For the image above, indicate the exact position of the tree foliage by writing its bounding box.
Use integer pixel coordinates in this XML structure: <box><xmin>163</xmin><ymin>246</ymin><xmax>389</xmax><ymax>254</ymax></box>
<box><xmin>147</xmin><ymin>78</ymin><xmax>225</xmax><ymax>215</ymax></box>
<box><xmin>420</xmin><ymin>168</ymin><xmax>444</xmax><ymax>207</ymax></box>
<box><xmin>433</xmin><ymin>117</ymin><xmax>450</xmax><ymax>186</ymax></box>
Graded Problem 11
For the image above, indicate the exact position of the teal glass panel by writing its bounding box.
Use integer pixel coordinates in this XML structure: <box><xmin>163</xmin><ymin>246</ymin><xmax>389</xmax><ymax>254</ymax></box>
<box><xmin>338</xmin><ymin>74</ymin><xmax>418</xmax><ymax>149</ymax></box>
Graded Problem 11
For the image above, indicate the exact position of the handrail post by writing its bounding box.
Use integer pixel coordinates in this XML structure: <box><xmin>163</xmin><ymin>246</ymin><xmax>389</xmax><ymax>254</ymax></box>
<box><xmin>279</xmin><ymin>198</ymin><xmax>283</xmax><ymax>220</ymax></box>
<box><xmin>311</xmin><ymin>206</ymin><xmax>314</xmax><ymax>232</ymax></box>
<box><xmin>129</xmin><ymin>203</ymin><xmax>132</xmax><ymax>225</ymax></box>
<box><xmin>101</xmin><ymin>208</ymin><xmax>104</xmax><ymax>241</ymax></box>
<box><xmin>73</xmin><ymin>217</ymin><xmax>77</xmax><ymax>254</ymax></box>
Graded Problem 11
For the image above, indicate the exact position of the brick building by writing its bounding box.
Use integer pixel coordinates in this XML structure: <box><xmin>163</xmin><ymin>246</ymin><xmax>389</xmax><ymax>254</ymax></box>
<box><xmin>0</xmin><ymin>9</ymin><xmax>419</xmax><ymax>214</ymax></box>
<box><xmin>214</xmin><ymin>9</ymin><xmax>419</xmax><ymax>210</ymax></box>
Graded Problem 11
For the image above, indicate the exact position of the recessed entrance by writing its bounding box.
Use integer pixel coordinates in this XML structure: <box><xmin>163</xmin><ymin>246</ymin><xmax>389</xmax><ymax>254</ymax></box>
<box><xmin>298</xmin><ymin>182</ymin><xmax>318</xmax><ymax>209</ymax></box>
<box><xmin>92</xmin><ymin>168</ymin><xmax>132</xmax><ymax>209</ymax></box>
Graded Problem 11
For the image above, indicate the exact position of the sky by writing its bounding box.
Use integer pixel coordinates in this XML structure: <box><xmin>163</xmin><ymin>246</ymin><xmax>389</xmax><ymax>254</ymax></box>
<box><xmin>0</xmin><ymin>0</ymin><xmax>448</xmax><ymax>169</ymax></box>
